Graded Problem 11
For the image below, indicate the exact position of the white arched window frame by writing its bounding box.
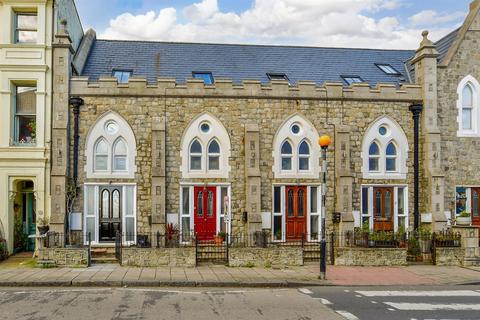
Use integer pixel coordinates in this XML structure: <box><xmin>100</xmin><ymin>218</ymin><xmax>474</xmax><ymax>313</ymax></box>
<box><xmin>207</xmin><ymin>139</ymin><xmax>221</xmax><ymax>171</ymax></box>
<box><xmin>94</xmin><ymin>138</ymin><xmax>109</xmax><ymax>171</ymax></box>
<box><xmin>457</xmin><ymin>75</ymin><xmax>480</xmax><ymax>137</ymax></box>
<box><xmin>189</xmin><ymin>139</ymin><xmax>203</xmax><ymax>171</ymax></box>
<box><xmin>298</xmin><ymin>140</ymin><xmax>310</xmax><ymax>171</ymax></box>
<box><xmin>361</xmin><ymin>116</ymin><xmax>408</xmax><ymax>179</ymax></box>
<box><xmin>273</xmin><ymin>114</ymin><xmax>320</xmax><ymax>179</ymax></box>
<box><xmin>85</xmin><ymin>112</ymin><xmax>137</xmax><ymax>179</ymax></box>
<box><xmin>368</xmin><ymin>141</ymin><xmax>380</xmax><ymax>172</ymax></box>
<box><xmin>113</xmin><ymin>138</ymin><xmax>128</xmax><ymax>171</ymax></box>
<box><xmin>180</xmin><ymin>113</ymin><xmax>231</xmax><ymax>179</ymax></box>
<box><xmin>385</xmin><ymin>141</ymin><xmax>397</xmax><ymax>172</ymax></box>
<box><xmin>281</xmin><ymin>140</ymin><xmax>293</xmax><ymax>171</ymax></box>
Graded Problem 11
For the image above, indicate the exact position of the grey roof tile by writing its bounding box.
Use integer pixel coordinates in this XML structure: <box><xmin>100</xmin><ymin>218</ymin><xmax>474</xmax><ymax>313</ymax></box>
<box><xmin>82</xmin><ymin>39</ymin><xmax>415</xmax><ymax>86</ymax></box>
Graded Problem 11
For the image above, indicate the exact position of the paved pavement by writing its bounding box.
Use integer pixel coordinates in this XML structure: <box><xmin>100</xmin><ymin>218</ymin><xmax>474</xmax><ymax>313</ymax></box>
<box><xmin>0</xmin><ymin>287</ymin><xmax>344</xmax><ymax>320</ymax></box>
<box><xmin>0</xmin><ymin>261</ymin><xmax>478</xmax><ymax>287</ymax></box>
<box><xmin>300</xmin><ymin>285</ymin><xmax>480</xmax><ymax>320</ymax></box>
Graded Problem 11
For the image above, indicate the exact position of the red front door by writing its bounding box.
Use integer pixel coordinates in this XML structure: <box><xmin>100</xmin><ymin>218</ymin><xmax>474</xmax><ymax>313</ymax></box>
<box><xmin>194</xmin><ymin>186</ymin><xmax>216</xmax><ymax>241</ymax></box>
<box><xmin>472</xmin><ymin>188</ymin><xmax>480</xmax><ymax>226</ymax></box>
<box><xmin>286</xmin><ymin>186</ymin><xmax>307</xmax><ymax>241</ymax></box>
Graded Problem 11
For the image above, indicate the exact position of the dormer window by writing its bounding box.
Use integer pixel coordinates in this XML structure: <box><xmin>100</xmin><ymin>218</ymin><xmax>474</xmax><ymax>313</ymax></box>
<box><xmin>267</xmin><ymin>73</ymin><xmax>289</xmax><ymax>83</ymax></box>
<box><xmin>192</xmin><ymin>72</ymin><xmax>214</xmax><ymax>85</ymax></box>
<box><xmin>113</xmin><ymin>70</ymin><xmax>132</xmax><ymax>84</ymax></box>
<box><xmin>376</xmin><ymin>64</ymin><xmax>400</xmax><ymax>75</ymax></box>
<box><xmin>15</xmin><ymin>12</ymin><xmax>37</xmax><ymax>44</ymax></box>
<box><xmin>341</xmin><ymin>76</ymin><xmax>363</xmax><ymax>86</ymax></box>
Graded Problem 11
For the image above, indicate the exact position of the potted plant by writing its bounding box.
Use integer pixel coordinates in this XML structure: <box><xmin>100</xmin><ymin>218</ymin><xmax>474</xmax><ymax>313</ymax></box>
<box><xmin>418</xmin><ymin>226</ymin><xmax>432</xmax><ymax>254</ymax></box>
<box><xmin>37</xmin><ymin>217</ymin><xmax>49</xmax><ymax>235</ymax></box>
<box><xmin>165</xmin><ymin>223</ymin><xmax>179</xmax><ymax>247</ymax></box>
<box><xmin>456</xmin><ymin>211</ymin><xmax>471</xmax><ymax>226</ymax></box>
<box><xmin>215</xmin><ymin>231</ymin><xmax>226</xmax><ymax>246</ymax></box>
<box><xmin>407</xmin><ymin>236</ymin><xmax>421</xmax><ymax>261</ymax></box>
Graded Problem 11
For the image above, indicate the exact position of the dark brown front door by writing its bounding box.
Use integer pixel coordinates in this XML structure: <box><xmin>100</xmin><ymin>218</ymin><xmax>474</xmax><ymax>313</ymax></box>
<box><xmin>286</xmin><ymin>186</ymin><xmax>307</xmax><ymax>241</ymax></box>
<box><xmin>472</xmin><ymin>188</ymin><xmax>480</xmax><ymax>226</ymax></box>
<box><xmin>373</xmin><ymin>187</ymin><xmax>394</xmax><ymax>231</ymax></box>
<box><xmin>99</xmin><ymin>187</ymin><xmax>122</xmax><ymax>242</ymax></box>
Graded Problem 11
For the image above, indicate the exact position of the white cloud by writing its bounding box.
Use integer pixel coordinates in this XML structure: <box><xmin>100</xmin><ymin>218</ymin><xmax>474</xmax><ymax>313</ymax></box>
<box><xmin>100</xmin><ymin>0</ymin><xmax>466</xmax><ymax>49</ymax></box>
<box><xmin>409</xmin><ymin>10</ymin><xmax>465</xmax><ymax>27</ymax></box>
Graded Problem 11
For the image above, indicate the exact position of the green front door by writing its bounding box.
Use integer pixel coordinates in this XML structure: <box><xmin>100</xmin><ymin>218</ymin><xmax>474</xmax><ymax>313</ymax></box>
<box><xmin>26</xmin><ymin>193</ymin><xmax>36</xmax><ymax>251</ymax></box>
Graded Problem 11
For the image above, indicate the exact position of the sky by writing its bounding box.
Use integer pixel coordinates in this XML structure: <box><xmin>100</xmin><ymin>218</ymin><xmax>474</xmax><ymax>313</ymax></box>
<box><xmin>74</xmin><ymin>0</ymin><xmax>473</xmax><ymax>49</ymax></box>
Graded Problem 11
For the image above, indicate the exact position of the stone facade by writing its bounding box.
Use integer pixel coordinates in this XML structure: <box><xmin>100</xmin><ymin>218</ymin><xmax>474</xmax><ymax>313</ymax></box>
<box><xmin>228</xmin><ymin>247</ymin><xmax>303</xmax><ymax>267</ymax></box>
<box><xmin>437</xmin><ymin>6</ymin><xmax>480</xmax><ymax>219</ymax></box>
<box><xmin>121</xmin><ymin>247</ymin><xmax>196</xmax><ymax>267</ymax></box>
<box><xmin>68</xmin><ymin>79</ymin><xmax>421</xmax><ymax>242</ymax></box>
<box><xmin>335</xmin><ymin>247</ymin><xmax>407</xmax><ymax>266</ymax></box>
<box><xmin>38</xmin><ymin>248</ymin><xmax>89</xmax><ymax>267</ymax></box>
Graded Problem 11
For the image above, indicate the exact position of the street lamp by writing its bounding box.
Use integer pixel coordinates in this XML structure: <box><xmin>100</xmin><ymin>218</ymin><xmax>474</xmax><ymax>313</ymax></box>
<box><xmin>318</xmin><ymin>135</ymin><xmax>331</xmax><ymax>280</ymax></box>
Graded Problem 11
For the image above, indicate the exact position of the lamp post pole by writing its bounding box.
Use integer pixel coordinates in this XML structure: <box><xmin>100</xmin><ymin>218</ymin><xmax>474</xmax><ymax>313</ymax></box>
<box><xmin>318</xmin><ymin>135</ymin><xmax>331</xmax><ymax>280</ymax></box>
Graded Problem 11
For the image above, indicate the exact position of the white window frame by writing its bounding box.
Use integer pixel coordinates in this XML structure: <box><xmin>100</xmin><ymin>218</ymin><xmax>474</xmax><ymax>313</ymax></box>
<box><xmin>385</xmin><ymin>141</ymin><xmax>397</xmax><ymax>172</ymax></box>
<box><xmin>457</xmin><ymin>75</ymin><xmax>480</xmax><ymax>137</ymax></box>
<box><xmin>83</xmin><ymin>183</ymin><xmax>137</xmax><ymax>245</ymax></box>
<box><xmin>180</xmin><ymin>113</ymin><xmax>231</xmax><ymax>179</ymax></box>
<box><xmin>14</xmin><ymin>11</ymin><xmax>38</xmax><ymax>44</ymax></box>
<box><xmin>360</xmin><ymin>185</ymin><xmax>408</xmax><ymax>232</ymax></box>
<box><xmin>273</xmin><ymin>114</ymin><xmax>321</xmax><ymax>179</ymax></box>
<box><xmin>112</xmin><ymin>138</ymin><xmax>128</xmax><ymax>172</ymax></box>
<box><xmin>454</xmin><ymin>185</ymin><xmax>477</xmax><ymax>215</ymax></box>
<box><xmin>298</xmin><ymin>140</ymin><xmax>311</xmax><ymax>172</ymax></box>
<box><xmin>179</xmin><ymin>184</ymin><xmax>231</xmax><ymax>243</ymax></box>
<box><xmin>368</xmin><ymin>141</ymin><xmax>381</xmax><ymax>172</ymax></box>
<box><xmin>189</xmin><ymin>139</ymin><xmax>203</xmax><ymax>171</ymax></box>
<box><xmin>361</xmin><ymin>116</ymin><xmax>408</xmax><ymax>179</ymax></box>
<box><xmin>207</xmin><ymin>139</ymin><xmax>221</xmax><ymax>171</ymax></box>
<box><xmin>85</xmin><ymin>112</ymin><xmax>137</xmax><ymax>179</ymax></box>
<box><xmin>271</xmin><ymin>184</ymin><xmax>322</xmax><ymax>242</ymax></box>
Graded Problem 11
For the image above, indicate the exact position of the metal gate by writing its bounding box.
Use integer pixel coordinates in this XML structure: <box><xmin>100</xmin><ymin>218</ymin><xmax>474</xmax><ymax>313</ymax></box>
<box><xmin>195</xmin><ymin>235</ymin><xmax>229</xmax><ymax>265</ymax></box>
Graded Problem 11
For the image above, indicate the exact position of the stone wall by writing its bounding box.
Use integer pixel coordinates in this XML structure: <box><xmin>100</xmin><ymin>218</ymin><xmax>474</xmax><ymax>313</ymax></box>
<box><xmin>435</xmin><ymin>247</ymin><xmax>465</xmax><ymax>266</ymax></box>
<box><xmin>70</xmin><ymin>78</ymin><xmax>422</xmax><ymax>238</ymax></box>
<box><xmin>38</xmin><ymin>248</ymin><xmax>89</xmax><ymax>267</ymax></box>
<box><xmin>335</xmin><ymin>247</ymin><xmax>407</xmax><ymax>266</ymax></box>
<box><xmin>228</xmin><ymin>246</ymin><xmax>303</xmax><ymax>267</ymax></box>
<box><xmin>121</xmin><ymin>247</ymin><xmax>196</xmax><ymax>267</ymax></box>
<box><xmin>437</xmin><ymin>13</ymin><xmax>480</xmax><ymax>217</ymax></box>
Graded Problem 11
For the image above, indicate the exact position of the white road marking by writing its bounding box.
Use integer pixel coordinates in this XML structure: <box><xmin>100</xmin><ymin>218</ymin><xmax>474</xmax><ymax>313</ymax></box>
<box><xmin>298</xmin><ymin>288</ymin><xmax>313</xmax><ymax>295</ymax></box>
<box><xmin>335</xmin><ymin>310</ymin><xmax>359</xmax><ymax>320</ymax></box>
<box><xmin>355</xmin><ymin>294</ymin><xmax>362</xmax><ymax>297</ymax></box>
<box><xmin>385</xmin><ymin>302</ymin><xmax>480</xmax><ymax>311</ymax></box>
<box><xmin>312</xmin><ymin>298</ymin><xmax>333</xmax><ymax>305</ymax></box>
<box><xmin>371</xmin><ymin>301</ymin><xmax>377</xmax><ymax>304</ymax></box>
<box><xmin>387</xmin><ymin>308</ymin><xmax>395</xmax><ymax>311</ymax></box>
<box><xmin>356</xmin><ymin>290</ymin><xmax>480</xmax><ymax>297</ymax></box>
<box><xmin>344</xmin><ymin>290</ymin><xmax>350</xmax><ymax>292</ymax></box>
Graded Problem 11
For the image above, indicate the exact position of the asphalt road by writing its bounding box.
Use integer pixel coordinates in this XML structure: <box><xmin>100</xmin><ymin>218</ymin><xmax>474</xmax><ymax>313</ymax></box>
<box><xmin>300</xmin><ymin>285</ymin><xmax>480</xmax><ymax>320</ymax></box>
<box><xmin>0</xmin><ymin>287</ymin><xmax>342</xmax><ymax>320</ymax></box>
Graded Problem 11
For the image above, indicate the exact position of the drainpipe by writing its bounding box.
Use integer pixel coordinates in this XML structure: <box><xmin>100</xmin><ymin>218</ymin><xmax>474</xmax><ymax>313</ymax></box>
<box><xmin>409</xmin><ymin>104</ymin><xmax>423</xmax><ymax>231</ymax></box>
<box><xmin>69</xmin><ymin>97</ymin><xmax>84</xmax><ymax>183</ymax></box>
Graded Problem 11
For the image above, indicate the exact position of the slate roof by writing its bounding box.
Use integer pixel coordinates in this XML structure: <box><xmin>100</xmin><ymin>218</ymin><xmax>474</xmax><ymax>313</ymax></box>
<box><xmin>82</xmin><ymin>39</ymin><xmax>415</xmax><ymax>86</ymax></box>
<box><xmin>435</xmin><ymin>27</ymin><xmax>460</xmax><ymax>64</ymax></box>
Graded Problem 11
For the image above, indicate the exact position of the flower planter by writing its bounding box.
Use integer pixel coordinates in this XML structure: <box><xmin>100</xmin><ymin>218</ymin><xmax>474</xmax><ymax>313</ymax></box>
<box><xmin>37</xmin><ymin>225</ymin><xmax>49</xmax><ymax>235</ymax></box>
<box><xmin>214</xmin><ymin>236</ymin><xmax>224</xmax><ymax>246</ymax></box>
<box><xmin>455</xmin><ymin>216</ymin><xmax>471</xmax><ymax>226</ymax></box>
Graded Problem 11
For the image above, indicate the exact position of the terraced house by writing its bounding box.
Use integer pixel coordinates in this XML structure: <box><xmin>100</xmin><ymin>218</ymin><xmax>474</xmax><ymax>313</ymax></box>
<box><xmin>2</xmin><ymin>0</ymin><xmax>480</xmax><ymax>266</ymax></box>
<box><xmin>0</xmin><ymin>0</ymin><xmax>82</xmax><ymax>254</ymax></box>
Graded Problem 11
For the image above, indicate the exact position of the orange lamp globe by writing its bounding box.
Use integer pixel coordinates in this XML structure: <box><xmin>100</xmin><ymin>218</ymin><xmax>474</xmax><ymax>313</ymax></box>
<box><xmin>318</xmin><ymin>135</ymin><xmax>331</xmax><ymax>148</ymax></box>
